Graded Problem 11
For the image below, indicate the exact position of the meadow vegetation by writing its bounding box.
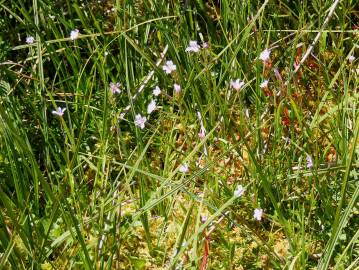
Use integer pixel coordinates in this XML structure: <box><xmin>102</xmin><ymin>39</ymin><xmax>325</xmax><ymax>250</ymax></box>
<box><xmin>0</xmin><ymin>0</ymin><xmax>358</xmax><ymax>269</ymax></box>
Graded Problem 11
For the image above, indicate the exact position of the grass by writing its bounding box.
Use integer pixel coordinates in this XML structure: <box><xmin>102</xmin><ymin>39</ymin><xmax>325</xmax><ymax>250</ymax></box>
<box><xmin>0</xmin><ymin>0</ymin><xmax>358</xmax><ymax>269</ymax></box>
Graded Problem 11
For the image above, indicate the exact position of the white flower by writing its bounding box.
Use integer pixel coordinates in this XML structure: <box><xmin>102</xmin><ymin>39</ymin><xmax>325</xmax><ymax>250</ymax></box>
<box><xmin>202</xmin><ymin>42</ymin><xmax>209</xmax><ymax>49</ymax></box>
<box><xmin>259</xmin><ymin>49</ymin><xmax>271</xmax><ymax>62</ymax></box>
<box><xmin>234</xmin><ymin>185</ymin><xmax>245</xmax><ymax>197</ymax></box>
<box><xmin>70</xmin><ymin>29</ymin><xmax>80</xmax><ymax>40</ymax></box>
<box><xmin>185</xmin><ymin>40</ymin><xmax>200</xmax><ymax>53</ymax></box>
<box><xmin>134</xmin><ymin>114</ymin><xmax>147</xmax><ymax>129</ymax></box>
<box><xmin>260</xmin><ymin>80</ymin><xmax>269</xmax><ymax>88</ymax></box>
<box><xmin>306</xmin><ymin>155</ymin><xmax>313</xmax><ymax>168</ymax></box>
<box><xmin>179</xmin><ymin>163</ymin><xmax>189</xmax><ymax>173</ymax></box>
<box><xmin>230</xmin><ymin>79</ymin><xmax>245</xmax><ymax>91</ymax></box>
<box><xmin>347</xmin><ymin>55</ymin><xmax>355</xmax><ymax>63</ymax></box>
<box><xmin>147</xmin><ymin>99</ymin><xmax>156</xmax><ymax>114</ymax></box>
<box><xmin>174</xmin><ymin>83</ymin><xmax>181</xmax><ymax>93</ymax></box>
<box><xmin>52</xmin><ymin>107</ymin><xmax>66</xmax><ymax>117</ymax></box>
<box><xmin>153</xmin><ymin>86</ymin><xmax>161</xmax><ymax>96</ymax></box>
<box><xmin>162</xmin><ymin>60</ymin><xmax>177</xmax><ymax>74</ymax></box>
<box><xmin>254</xmin><ymin>208</ymin><xmax>263</xmax><ymax>221</ymax></box>
<box><xmin>109</xmin><ymin>82</ymin><xmax>121</xmax><ymax>94</ymax></box>
<box><xmin>26</xmin><ymin>36</ymin><xmax>35</xmax><ymax>44</ymax></box>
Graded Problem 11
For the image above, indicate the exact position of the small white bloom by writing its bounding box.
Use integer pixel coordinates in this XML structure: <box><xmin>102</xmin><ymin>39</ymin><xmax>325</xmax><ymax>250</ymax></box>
<box><xmin>134</xmin><ymin>114</ymin><xmax>147</xmax><ymax>129</ymax></box>
<box><xmin>254</xmin><ymin>208</ymin><xmax>263</xmax><ymax>221</ymax></box>
<box><xmin>26</xmin><ymin>36</ymin><xmax>35</xmax><ymax>44</ymax></box>
<box><xmin>234</xmin><ymin>185</ymin><xmax>245</xmax><ymax>197</ymax></box>
<box><xmin>174</xmin><ymin>83</ymin><xmax>181</xmax><ymax>93</ymax></box>
<box><xmin>347</xmin><ymin>55</ymin><xmax>355</xmax><ymax>63</ymax></box>
<box><xmin>70</xmin><ymin>29</ymin><xmax>80</xmax><ymax>40</ymax></box>
<box><xmin>259</xmin><ymin>49</ymin><xmax>271</xmax><ymax>62</ymax></box>
<box><xmin>306</xmin><ymin>155</ymin><xmax>313</xmax><ymax>168</ymax></box>
<box><xmin>185</xmin><ymin>40</ymin><xmax>200</xmax><ymax>53</ymax></box>
<box><xmin>162</xmin><ymin>60</ymin><xmax>177</xmax><ymax>74</ymax></box>
<box><xmin>230</xmin><ymin>79</ymin><xmax>245</xmax><ymax>91</ymax></box>
<box><xmin>179</xmin><ymin>163</ymin><xmax>189</xmax><ymax>173</ymax></box>
<box><xmin>202</xmin><ymin>42</ymin><xmax>209</xmax><ymax>49</ymax></box>
<box><xmin>109</xmin><ymin>82</ymin><xmax>121</xmax><ymax>94</ymax></box>
<box><xmin>147</xmin><ymin>99</ymin><xmax>156</xmax><ymax>114</ymax></box>
<box><xmin>260</xmin><ymin>80</ymin><xmax>269</xmax><ymax>89</ymax></box>
<box><xmin>153</xmin><ymin>86</ymin><xmax>161</xmax><ymax>96</ymax></box>
<box><xmin>52</xmin><ymin>107</ymin><xmax>66</xmax><ymax>117</ymax></box>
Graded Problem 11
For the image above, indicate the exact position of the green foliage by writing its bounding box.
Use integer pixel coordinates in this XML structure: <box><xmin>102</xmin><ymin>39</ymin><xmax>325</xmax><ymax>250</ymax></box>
<box><xmin>0</xmin><ymin>0</ymin><xmax>358</xmax><ymax>269</ymax></box>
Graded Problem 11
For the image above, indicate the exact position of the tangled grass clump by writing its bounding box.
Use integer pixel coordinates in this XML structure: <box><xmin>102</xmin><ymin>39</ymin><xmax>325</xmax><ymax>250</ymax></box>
<box><xmin>0</xmin><ymin>0</ymin><xmax>358</xmax><ymax>269</ymax></box>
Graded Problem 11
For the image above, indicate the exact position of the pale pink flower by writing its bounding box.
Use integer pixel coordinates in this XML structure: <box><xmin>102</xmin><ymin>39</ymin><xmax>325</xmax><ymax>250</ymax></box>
<box><xmin>306</xmin><ymin>155</ymin><xmax>313</xmax><ymax>168</ymax></box>
<box><xmin>200</xmin><ymin>215</ymin><xmax>208</xmax><ymax>223</ymax></box>
<box><xmin>109</xmin><ymin>82</ymin><xmax>121</xmax><ymax>94</ymax></box>
<box><xmin>52</xmin><ymin>107</ymin><xmax>66</xmax><ymax>117</ymax></box>
<box><xmin>230</xmin><ymin>79</ymin><xmax>245</xmax><ymax>91</ymax></box>
<box><xmin>185</xmin><ymin>40</ymin><xmax>200</xmax><ymax>53</ymax></box>
<box><xmin>163</xmin><ymin>60</ymin><xmax>177</xmax><ymax>74</ymax></box>
<box><xmin>254</xmin><ymin>208</ymin><xmax>263</xmax><ymax>221</ymax></box>
<box><xmin>274</xmin><ymin>68</ymin><xmax>283</xmax><ymax>82</ymax></box>
<box><xmin>179</xmin><ymin>163</ymin><xmax>189</xmax><ymax>173</ymax></box>
<box><xmin>147</xmin><ymin>100</ymin><xmax>156</xmax><ymax>114</ymax></box>
<box><xmin>260</xmin><ymin>80</ymin><xmax>269</xmax><ymax>88</ymax></box>
<box><xmin>347</xmin><ymin>55</ymin><xmax>355</xmax><ymax>63</ymax></box>
<box><xmin>174</xmin><ymin>83</ymin><xmax>181</xmax><ymax>93</ymax></box>
<box><xmin>70</xmin><ymin>29</ymin><xmax>80</xmax><ymax>40</ymax></box>
<box><xmin>202</xmin><ymin>42</ymin><xmax>209</xmax><ymax>49</ymax></box>
<box><xmin>259</xmin><ymin>49</ymin><xmax>271</xmax><ymax>62</ymax></box>
<box><xmin>198</xmin><ymin>127</ymin><xmax>206</xmax><ymax>139</ymax></box>
<box><xmin>134</xmin><ymin>114</ymin><xmax>147</xmax><ymax>129</ymax></box>
<box><xmin>26</xmin><ymin>36</ymin><xmax>35</xmax><ymax>44</ymax></box>
<box><xmin>196</xmin><ymin>111</ymin><xmax>206</xmax><ymax>139</ymax></box>
<box><xmin>153</xmin><ymin>86</ymin><xmax>161</xmax><ymax>96</ymax></box>
<box><xmin>234</xmin><ymin>185</ymin><xmax>245</xmax><ymax>197</ymax></box>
